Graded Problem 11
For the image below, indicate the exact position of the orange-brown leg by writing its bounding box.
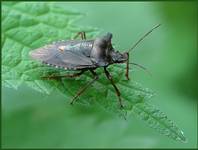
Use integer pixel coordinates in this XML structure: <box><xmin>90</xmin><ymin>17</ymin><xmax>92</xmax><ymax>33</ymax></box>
<box><xmin>104</xmin><ymin>67</ymin><xmax>124</xmax><ymax>109</ymax></box>
<box><xmin>125</xmin><ymin>52</ymin><xmax>130</xmax><ymax>80</ymax></box>
<box><xmin>70</xmin><ymin>69</ymin><xmax>98</xmax><ymax>105</ymax></box>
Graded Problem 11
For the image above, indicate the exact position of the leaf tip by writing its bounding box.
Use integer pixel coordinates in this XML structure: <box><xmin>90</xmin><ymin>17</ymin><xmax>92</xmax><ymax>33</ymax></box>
<box><xmin>178</xmin><ymin>130</ymin><xmax>187</xmax><ymax>143</ymax></box>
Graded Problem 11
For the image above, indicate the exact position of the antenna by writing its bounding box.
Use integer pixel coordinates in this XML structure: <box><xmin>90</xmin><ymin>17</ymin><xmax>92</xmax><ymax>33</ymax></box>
<box><xmin>128</xmin><ymin>24</ymin><xmax>161</xmax><ymax>53</ymax></box>
<box><xmin>129</xmin><ymin>62</ymin><xmax>152</xmax><ymax>76</ymax></box>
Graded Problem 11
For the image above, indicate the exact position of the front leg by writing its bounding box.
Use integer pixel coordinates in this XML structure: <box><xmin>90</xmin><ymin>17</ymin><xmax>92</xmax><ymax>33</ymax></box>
<box><xmin>104</xmin><ymin>67</ymin><xmax>124</xmax><ymax>108</ymax></box>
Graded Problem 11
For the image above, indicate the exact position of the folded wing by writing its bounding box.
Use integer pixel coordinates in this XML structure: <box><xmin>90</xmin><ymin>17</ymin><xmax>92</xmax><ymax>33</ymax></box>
<box><xmin>29</xmin><ymin>41</ymin><xmax>95</xmax><ymax>70</ymax></box>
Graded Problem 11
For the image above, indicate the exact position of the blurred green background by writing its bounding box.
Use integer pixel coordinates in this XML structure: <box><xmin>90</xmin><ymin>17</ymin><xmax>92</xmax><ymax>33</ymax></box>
<box><xmin>2</xmin><ymin>2</ymin><xmax>197</xmax><ymax>148</ymax></box>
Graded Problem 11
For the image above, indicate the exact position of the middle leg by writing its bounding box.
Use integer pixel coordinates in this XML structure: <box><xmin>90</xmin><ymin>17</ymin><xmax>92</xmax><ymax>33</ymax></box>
<box><xmin>70</xmin><ymin>69</ymin><xmax>98</xmax><ymax>105</ymax></box>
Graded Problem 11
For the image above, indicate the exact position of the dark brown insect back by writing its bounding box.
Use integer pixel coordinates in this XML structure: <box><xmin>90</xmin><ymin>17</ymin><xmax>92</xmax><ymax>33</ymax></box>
<box><xmin>29</xmin><ymin>24</ymin><xmax>161</xmax><ymax>108</ymax></box>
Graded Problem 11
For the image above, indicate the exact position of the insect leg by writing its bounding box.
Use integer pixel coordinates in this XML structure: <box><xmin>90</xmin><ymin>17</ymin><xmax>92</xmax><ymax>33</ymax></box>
<box><xmin>73</xmin><ymin>31</ymin><xmax>86</xmax><ymax>40</ymax></box>
<box><xmin>42</xmin><ymin>70</ymin><xmax>86</xmax><ymax>80</ymax></box>
<box><xmin>83</xmin><ymin>32</ymin><xmax>86</xmax><ymax>39</ymax></box>
<box><xmin>70</xmin><ymin>69</ymin><xmax>98</xmax><ymax>105</ymax></box>
<box><xmin>104</xmin><ymin>67</ymin><xmax>124</xmax><ymax>108</ymax></box>
<box><xmin>125</xmin><ymin>52</ymin><xmax>130</xmax><ymax>80</ymax></box>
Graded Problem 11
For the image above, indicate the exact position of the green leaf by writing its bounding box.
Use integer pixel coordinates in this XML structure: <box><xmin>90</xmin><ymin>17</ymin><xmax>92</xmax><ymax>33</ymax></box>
<box><xmin>2</xmin><ymin>2</ymin><xmax>186</xmax><ymax>142</ymax></box>
<box><xmin>132</xmin><ymin>103</ymin><xmax>186</xmax><ymax>142</ymax></box>
<box><xmin>2</xmin><ymin>2</ymin><xmax>99</xmax><ymax>94</ymax></box>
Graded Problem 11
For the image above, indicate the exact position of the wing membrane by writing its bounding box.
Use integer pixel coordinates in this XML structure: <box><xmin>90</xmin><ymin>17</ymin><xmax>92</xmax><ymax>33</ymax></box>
<box><xmin>30</xmin><ymin>41</ymin><xmax>95</xmax><ymax>70</ymax></box>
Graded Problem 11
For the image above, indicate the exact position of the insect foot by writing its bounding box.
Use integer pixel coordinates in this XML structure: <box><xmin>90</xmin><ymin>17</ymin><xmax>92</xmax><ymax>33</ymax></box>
<box><xmin>125</xmin><ymin>74</ymin><xmax>130</xmax><ymax>80</ymax></box>
<box><xmin>70</xmin><ymin>101</ymin><xmax>74</xmax><ymax>105</ymax></box>
<box><xmin>120</xmin><ymin>103</ymin><xmax>124</xmax><ymax>109</ymax></box>
<box><xmin>118</xmin><ymin>98</ymin><xmax>125</xmax><ymax>109</ymax></box>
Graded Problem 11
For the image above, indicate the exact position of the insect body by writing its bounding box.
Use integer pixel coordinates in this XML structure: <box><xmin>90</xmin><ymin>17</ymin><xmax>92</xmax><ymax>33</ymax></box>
<box><xmin>30</xmin><ymin>24</ymin><xmax>161</xmax><ymax>108</ymax></box>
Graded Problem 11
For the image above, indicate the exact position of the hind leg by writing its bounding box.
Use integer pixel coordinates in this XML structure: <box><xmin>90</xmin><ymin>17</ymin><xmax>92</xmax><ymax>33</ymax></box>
<box><xmin>41</xmin><ymin>70</ymin><xmax>86</xmax><ymax>80</ymax></box>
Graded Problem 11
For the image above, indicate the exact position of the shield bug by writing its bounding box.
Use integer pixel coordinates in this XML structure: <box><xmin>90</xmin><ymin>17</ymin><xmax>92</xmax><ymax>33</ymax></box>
<box><xmin>29</xmin><ymin>24</ymin><xmax>161</xmax><ymax>108</ymax></box>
